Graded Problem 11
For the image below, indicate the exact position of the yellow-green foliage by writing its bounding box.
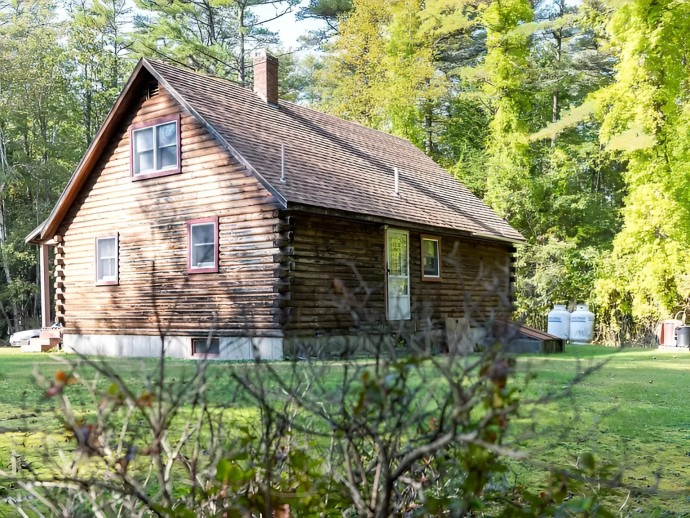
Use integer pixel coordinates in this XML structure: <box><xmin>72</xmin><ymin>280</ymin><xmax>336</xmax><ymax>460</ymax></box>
<box><xmin>594</xmin><ymin>0</ymin><xmax>690</xmax><ymax>324</ymax></box>
<box><xmin>317</xmin><ymin>0</ymin><xmax>445</xmax><ymax>146</ymax></box>
<box><xmin>482</xmin><ymin>0</ymin><xmax>534</xmax><ymax>224</ymax></box>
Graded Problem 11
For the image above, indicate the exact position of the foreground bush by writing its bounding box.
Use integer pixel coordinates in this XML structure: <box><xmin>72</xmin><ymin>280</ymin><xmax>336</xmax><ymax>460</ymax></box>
<box><xmin>2</xmin><ymin>338</ymin><xmax>619</xmax><ymax>517</ymax></box>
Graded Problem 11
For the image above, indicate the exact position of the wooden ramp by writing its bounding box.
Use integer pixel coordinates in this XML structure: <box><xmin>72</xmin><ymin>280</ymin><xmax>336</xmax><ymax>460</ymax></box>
<box><xmin>494</xmin><ymin>320</ymin><xmax>564</xmax><ymax>354</ymax></box>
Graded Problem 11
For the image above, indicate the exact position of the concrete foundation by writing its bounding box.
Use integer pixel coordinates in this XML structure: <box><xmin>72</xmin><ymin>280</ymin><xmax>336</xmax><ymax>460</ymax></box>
<box><xmin>64</xmin><ymin>334</ymin><xmax>283</xmax><ymax>360</ymax></box>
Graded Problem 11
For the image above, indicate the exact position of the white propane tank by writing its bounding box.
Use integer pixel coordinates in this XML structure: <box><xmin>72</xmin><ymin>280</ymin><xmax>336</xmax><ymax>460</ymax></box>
<box><xmin>570</xmin><ymin>304</ymin><xmax>595</xmax><ymax>343</ymax></box>
<box><xmin>547</xmin><ymin>304</ymin><xmax>571</xmax><ymax>339</ymax></box>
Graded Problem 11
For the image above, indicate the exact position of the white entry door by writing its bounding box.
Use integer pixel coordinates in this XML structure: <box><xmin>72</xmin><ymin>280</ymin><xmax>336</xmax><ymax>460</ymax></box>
<box><xmin>386</xmin><ymin>228</ymin><xmax>410</xmax><ymax>320</ymax></box>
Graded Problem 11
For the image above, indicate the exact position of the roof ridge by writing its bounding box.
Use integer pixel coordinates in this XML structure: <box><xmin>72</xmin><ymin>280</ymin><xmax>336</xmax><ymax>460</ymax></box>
<box><xmin>144</xmin><ymin>58</ymin><xmax>424</xmax><ymax>151</ymax></box>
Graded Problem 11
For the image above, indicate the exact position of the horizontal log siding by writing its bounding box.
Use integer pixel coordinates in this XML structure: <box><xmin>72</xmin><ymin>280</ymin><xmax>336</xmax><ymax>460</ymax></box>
<box><xmin>285</xmin><ymin>215</ymin><xmax>386</xmax><ymax>334</ymax></box>
<box><xmin>57</xmin><ymin>88</ymin><xmax>283</xmax><ymax>338</ymax></box>
<box><xmin>285</xmin><ymin>214</ymin><xmax>512</xmax><ymax>336</ymax></box>
<box><xmin>409</xmin><ymin>233</ymin><xmax>512</xmax><ymax>329</ymax></box>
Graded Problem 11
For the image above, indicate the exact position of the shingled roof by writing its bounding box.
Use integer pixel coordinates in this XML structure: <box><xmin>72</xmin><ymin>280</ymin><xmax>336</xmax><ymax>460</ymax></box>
<box><xmin>32</xmin><ymin>58</ymin><xmax>523</xmax><ymax>244</ymax></box>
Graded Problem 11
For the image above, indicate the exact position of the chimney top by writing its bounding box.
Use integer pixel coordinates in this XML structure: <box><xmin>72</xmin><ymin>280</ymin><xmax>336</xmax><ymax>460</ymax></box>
<box><xmin>253</xmin><ymin>51</ymin><xmax>279</xmax><ymax>106</ymax></box>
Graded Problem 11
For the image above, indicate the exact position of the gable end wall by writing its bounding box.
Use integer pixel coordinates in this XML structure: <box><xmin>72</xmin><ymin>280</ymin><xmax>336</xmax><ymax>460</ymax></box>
<box><xmin>55</xmin><ymin>87</ymin><xmax>284</xmax><ymax>358</ymax></box>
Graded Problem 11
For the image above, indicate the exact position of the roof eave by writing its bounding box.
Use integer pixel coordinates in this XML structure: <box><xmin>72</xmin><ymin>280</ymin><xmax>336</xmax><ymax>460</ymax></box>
<box><xmin>471</xmin><ymin>232</ymin><xmax>525</xmax><ymax>245</ymax></box>
<box><xmin>36</xmin><ymin>58</ymin><xmax>150</xmax><ymax>243</ymax></box>
<box><xmin>285</xmin><ymin>202</ymin><xmax>523</xmax><ymax>244</ymax></box>
<box><xmin>25</xmin><ymin>220</ymin><xmax>47</xmax><ymax>245</ymax></box>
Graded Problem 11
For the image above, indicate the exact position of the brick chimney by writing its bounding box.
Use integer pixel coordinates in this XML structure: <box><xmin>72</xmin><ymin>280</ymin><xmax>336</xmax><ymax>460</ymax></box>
<box><xmin>253</xmin><ymin>52</ymin><xmax>279</xmax><ymax>106</ymax></box>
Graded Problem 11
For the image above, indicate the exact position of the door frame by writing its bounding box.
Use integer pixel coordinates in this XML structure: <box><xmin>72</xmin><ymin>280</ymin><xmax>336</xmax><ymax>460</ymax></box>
<box><xmin>385</xmin><ymin>227</ymin><xmax>411</xmax><ymax>321</ymax></box>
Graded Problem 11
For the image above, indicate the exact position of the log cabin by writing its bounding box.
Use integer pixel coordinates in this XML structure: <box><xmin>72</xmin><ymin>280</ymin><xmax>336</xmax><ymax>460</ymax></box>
<box><xmin>26</xmin><ymin>54</ymin><xmax>524</xmax><ymax>360</ymax></box>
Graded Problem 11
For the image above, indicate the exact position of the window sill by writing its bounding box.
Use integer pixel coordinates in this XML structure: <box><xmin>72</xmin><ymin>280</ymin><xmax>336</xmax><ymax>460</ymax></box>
<box><xmin>132</xmin><ymin>167</ymin><xmax>181</xmax><ymax>181</ymax></box>
<box><xmin>96</xmin><ymin>280</ymin><xmax>119</xmax><ymax>286</ymax></box>
<box><xmin>188</xmin><ymin>267</ymin><xmax>219</xmax><ymax>274</ymax></box>
<box><xmin>421</xmin><ymin>276</ymin><xmax>443</xmax><ymax>283</ymax></box>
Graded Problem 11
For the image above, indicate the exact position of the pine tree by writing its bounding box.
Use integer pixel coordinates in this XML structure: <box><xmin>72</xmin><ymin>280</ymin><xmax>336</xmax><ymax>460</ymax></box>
<box><xmin>133</xmin><ymin>0</ymin><xmax>297</xmax><ymax>86</ymax></box>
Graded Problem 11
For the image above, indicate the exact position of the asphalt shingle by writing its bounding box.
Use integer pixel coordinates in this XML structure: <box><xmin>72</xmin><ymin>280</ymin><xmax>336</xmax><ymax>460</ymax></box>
<box><xmin>147</xmin><ymin>59</ymin><xmax>523</xmax><ymax>242</ymax></box>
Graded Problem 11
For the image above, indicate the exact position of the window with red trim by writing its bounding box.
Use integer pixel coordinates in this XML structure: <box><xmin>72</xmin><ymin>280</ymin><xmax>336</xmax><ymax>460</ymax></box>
<box><xmin>187</xmin><ymin>216</ymin><xmax>219</xmax><ymax>273</ymax></box>
<box><xmin>130</xmin><ymin>114</ymin><xmax>181</xmax><ymax>180</ymax></box>
<box><xmin>96</xmin><ymin>235</ymin><xmax>118</xmax><ymax>285</ymax></box>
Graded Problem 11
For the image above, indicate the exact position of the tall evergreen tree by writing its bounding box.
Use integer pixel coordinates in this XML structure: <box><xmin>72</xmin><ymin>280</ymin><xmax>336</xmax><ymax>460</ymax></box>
<box><xmin>133</xmin><ymin>0</ymin><xmax>297</xmax><ymax>86</ymax></box>
<box><xmin>67</xmin><ymin>0</ymin><xmax>134</xmax><ymax>144</ymax></box>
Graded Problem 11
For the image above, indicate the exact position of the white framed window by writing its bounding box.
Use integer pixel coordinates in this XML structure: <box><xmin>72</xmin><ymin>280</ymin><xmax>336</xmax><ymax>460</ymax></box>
<box><xmin>421</xmin><ymin>235</ymin><xmax>441</xmax><ymax>281</ymax></box>
<box><xmin>130</xmin><ymin>115</ymin><xmax>180</xmax><ymax>179</ymax></box>
<box><xmin>187</xmin><ymin>216</ymin><xmax>219</xmax><ymax>273</ymax></box>
<box><xmin>96</xmin><ymin>235</ymin><xmax>118</xmax><ymax>285</ymax></box>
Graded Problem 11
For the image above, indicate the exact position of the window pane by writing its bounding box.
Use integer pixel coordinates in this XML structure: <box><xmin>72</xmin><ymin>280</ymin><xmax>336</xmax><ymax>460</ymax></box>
<box><xmin>98</xmin><ymin>238</ymin><xmax>115</xmax><ymax>258</ymax></box>
<box><xmin>193</xmin><ymin>244</ymin><xmax>215</xmax><ymax>267</ymax></box>
<box><xmin>192</xmin><ymin>224</ymin><xmax>214</xmax><ymax>245</ymax></box>
<box><xmin>134</xmin><ymin>127</ymin><xmax>153</xmax><ymax>151</ymax></box>
<box><xmin>157</xmin><ymin>145</ymin><xmax>177</xmax><ymax>170</ymax></box>
<box><xmin>97</xmin><ymin>238</ymin><xmax>117</xmax><ymax>280</ymax></box>
<box><xmin>100</xmin><ymin>257</ymin><xmax>115</xmax><ymax>278</ymax></box>
<box><xmin>390</xmin><ymin>277</ymin><xmax>408</xmax><ymax>296</ymax></box>
<box><xmin>388</xmin><ymin>234</ymin><xmax>408</xmax><ymax>276</ymax></box>
<box><xmin>194</xmin><ymin>338</ymin><xmax>219</xmax><ymax>355</ymax></box>
<box><xmin>191</xmin><ymin>223</ymin><xmax>216</xmax><ymax>268</ymax></box>
<box><xmin>157</xmin><ymin>122</ymin><xmax>177</xmax><ymax>147</ymax></box>
<box><xmin>423</xmin><ymin>239</ymin><xmax>440</xmax><ymax>277</ymax></box>
<box><xmin>135</xmin><ymin>150</ymin><xmax>154</xmax><ymax>174</ymax></box>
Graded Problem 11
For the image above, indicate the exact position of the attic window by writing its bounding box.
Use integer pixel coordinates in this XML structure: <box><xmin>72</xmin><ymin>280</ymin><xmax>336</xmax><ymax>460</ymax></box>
<box><xmin>130</xmin><ymin>114</ymin><xmax>181</xmax><ymax>180</ymax></box>
<box><xmin>147</xmin><ymin>81</ymin><xmax>159</xmax><ymax>99</ymax></box>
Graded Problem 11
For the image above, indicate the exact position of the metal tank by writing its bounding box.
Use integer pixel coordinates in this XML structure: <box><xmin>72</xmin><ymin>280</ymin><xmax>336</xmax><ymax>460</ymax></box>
<box><xmin>570</xmin><ymin>304</ymin><xmax>595</xmax><ymax>343</ymax></box>
<box><xmin>547</xmin><ymin>304</ymin><xmax>571</xmax><ymax>340</ymax></box>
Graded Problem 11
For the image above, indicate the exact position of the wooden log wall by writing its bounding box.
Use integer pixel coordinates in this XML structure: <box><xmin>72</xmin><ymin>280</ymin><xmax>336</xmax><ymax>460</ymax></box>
<box><xmin>285</xmin><ymin>215</ymin><xmax>386</xmax><ymax>335</ymax></box>
<box><xmin>409</xmin><ymin>232</ymin><xmax>513</xmax><ymax>330</ymax></box>
<box><xmin>285</xmin><ymin>213</ymin><xmax>512</xmax><ymax>337</ymax></box>
<box><xmin>57</xmin><ymin>85</ymin><xmax>283</xmax><ymax>338</ymax></box>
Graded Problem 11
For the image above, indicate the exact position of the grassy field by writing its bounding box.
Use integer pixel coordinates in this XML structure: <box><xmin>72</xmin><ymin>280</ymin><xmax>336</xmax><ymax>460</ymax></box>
<box><xmin>0</xmin><ymin>345</ymin><xmax>688</xmax><ymax>515</ymax></box>
<box><xmin>513</xmin><ymin>346</ymin><xmax>690</xmax><ymax>516</ymax></box>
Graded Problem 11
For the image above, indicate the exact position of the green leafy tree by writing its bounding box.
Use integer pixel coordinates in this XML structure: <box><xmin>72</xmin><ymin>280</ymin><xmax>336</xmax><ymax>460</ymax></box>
<box><xmin>296</xmin><ymin>0</ymin><xmax>353</xmax><ymax>45</ymax></box>
<box><xmin>0</xmin><ymin>0</ymin><xmax>81</xmax><ymax>333</ymax></box>
<box><xmin>593</xmin><ymin>0</ymin><xmax>690</xmax><ymax>336</ymax></box>
<box><xmin>481</xmin><ymin>0</ymin><xmax>534</xmax><ymax>228</ymax></box>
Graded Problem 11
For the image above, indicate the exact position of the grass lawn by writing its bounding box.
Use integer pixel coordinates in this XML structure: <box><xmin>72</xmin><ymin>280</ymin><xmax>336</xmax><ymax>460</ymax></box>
<box><xmin>0</xmin><ymin>345</ymin><xmax>688</xmax><ymax>515</ymax></box>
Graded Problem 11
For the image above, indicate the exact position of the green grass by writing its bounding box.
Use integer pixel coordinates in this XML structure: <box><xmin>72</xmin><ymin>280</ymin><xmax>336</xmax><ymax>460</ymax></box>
<box><xmin>512</xmin><ymin>345</ymin><xmax>690</xmax><ymax>516</ymax></box>
<box><xmin>0</xmin><ymin>346</ymin><xmax>689</xmax><ymax>515</ymax></box>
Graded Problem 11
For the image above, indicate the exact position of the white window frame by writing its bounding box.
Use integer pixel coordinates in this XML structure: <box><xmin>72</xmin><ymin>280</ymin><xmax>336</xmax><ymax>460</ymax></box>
<box><xmin>421</xmin><ymin>235</ymin><xmax>442</xmax><ymax>281</ymax></box>
<box><xmin>130</xmin><ymin>115</ymin><xmax>180</xmax><ymax>179</ymax></box>
<box><xmin>95</xmin><ymin>235</ymin><xmax>118</xmax><ymax>285</ymax></box>
<box><xmin>187</xmin><ymin>216</ymin><xmax>219</xmax><ymax>273</ymax></box>
<box><xmin>386</xmin><ymin>228</ymin><xmax>411</xmax><ymax>321</ymax></box>
<box><xmin>191</xmin><ymin>337</ymin><xmax>220</xmax><ymax>356</ymax></box>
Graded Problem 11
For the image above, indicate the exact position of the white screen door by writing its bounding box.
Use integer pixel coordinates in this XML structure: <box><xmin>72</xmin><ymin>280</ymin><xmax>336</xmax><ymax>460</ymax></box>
<box><xmin>386</xmin><ymin>228</ymin><xmax>410</xmax><ymax>320</ymax></box>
